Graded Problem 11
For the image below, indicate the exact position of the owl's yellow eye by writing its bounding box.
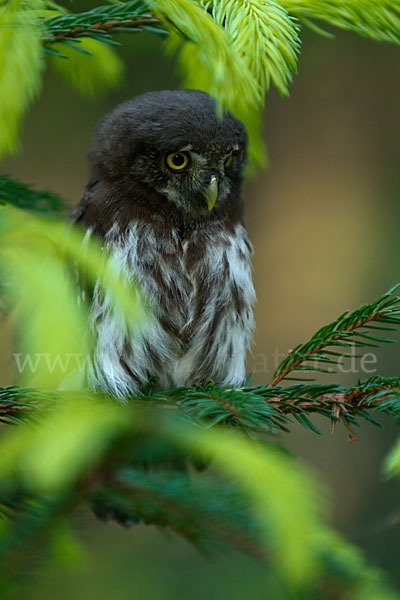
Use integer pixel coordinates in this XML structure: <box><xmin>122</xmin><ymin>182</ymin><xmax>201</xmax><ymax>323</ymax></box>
<box><xmin>225</xmin><ymin>155</ymin><xmax>233</xmax><ymax>168</ymax></box>
<box><xmin>166</xmin><ymin>152</ymin><xmax>189</xmax><ymax>171</ymax></box>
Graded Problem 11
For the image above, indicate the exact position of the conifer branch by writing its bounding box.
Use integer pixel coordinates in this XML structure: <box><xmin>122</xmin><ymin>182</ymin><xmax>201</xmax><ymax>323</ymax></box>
<box><xmin>1</xmin><ymin>376</ymin><xmax>399</xmax><ymax>435</ymax></box>
<box><xmin>269</xmin><ymin>285</ymin><xmax>400</xmax><ymax>386</ymax></box>
<box><xmin>1</xmin><ymin>287</ymin><xmax>399</xmax><ymax>436</ymax></box>
<box><xmin>91</xmin><ymin>468</ymin><xmax>261</xmax><ymax>554</ymax></box>
<box><xmin>0</xmin><ymin>395</ymin><xmax>398</xmax><ymax>598</ymax></box>
<box><xmin>42</xmin><ymin>1</ymin><xmax>166</xmax><ymax>50</ymax></box>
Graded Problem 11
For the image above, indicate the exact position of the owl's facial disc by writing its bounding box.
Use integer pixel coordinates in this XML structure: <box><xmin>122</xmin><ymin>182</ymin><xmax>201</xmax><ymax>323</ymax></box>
<box><xmin>91</xmin><ymin>89</ymin><xmax>247</xmax><ymax>225</ymax></box>
<box><xmin>155</xmin><ymin>146</ymin><xmax>239</xmax><ymax>218</ymax></box>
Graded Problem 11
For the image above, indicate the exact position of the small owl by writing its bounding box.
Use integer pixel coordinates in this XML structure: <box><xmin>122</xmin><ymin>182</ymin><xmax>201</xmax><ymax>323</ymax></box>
<box><xmin>70</xmin><ymin>89</ymin><xmax>255</xmax><ymax>399</ymax></box>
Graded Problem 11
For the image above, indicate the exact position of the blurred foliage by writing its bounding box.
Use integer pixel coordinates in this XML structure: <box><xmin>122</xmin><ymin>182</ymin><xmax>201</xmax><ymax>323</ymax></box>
<box><xmin>2</xmin><ymin>1</ymin><xmax>400</xmax><ymax>599</ymax></box>
<box><xmin>280</xmin><ymin>0</ymin><xmax>400</xmax><ymax>42</ymax></box>
<box><xmin>0</xmin><ymin>174</ymin><xmax>66</xmax><ymax>213</ymax></box>
<box><xmin>2</xmin><ymin>0</ymin><xmax>400</xmax><ymax>162</ymax></box>
<box><xmin>0</xmin><ymin>0</ymin><xmax>45</xmax><ymax>156</ymax></box>
<box><xmin>0</xmin><ymin>205</ymin><xmax>143</xmax><ymax>388</ymax></box>
<box><xmin>1</xmin><ymin>199</ymin><xmax>400</xmax><ymax>596</ymax></box>
<box><xmin>0</xmin><ymin>393</ymin><xmax>398</xmax><ymax>598</ymax></box>
<box><xmin>47</xmin><ymin>37</ymin><xmax>124</xmax><ymax>96</ymax></box>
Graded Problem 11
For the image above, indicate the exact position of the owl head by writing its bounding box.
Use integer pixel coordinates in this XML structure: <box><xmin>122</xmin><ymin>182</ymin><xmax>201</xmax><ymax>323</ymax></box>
<box><xmin>89</xmin><ymin>89</ymin><xmax>248</xmax><ymax>227</ymax></box>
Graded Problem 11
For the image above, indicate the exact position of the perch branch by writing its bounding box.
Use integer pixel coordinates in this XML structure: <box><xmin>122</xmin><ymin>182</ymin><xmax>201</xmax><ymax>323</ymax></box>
<box><xmin>0</xmin><ymin>377</ymin><xmax>399</xmax><ymax>435</ymax></box>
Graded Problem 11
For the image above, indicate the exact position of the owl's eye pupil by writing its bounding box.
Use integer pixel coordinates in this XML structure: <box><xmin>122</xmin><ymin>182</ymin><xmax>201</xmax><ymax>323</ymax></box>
<box><xmin>166</xmin><ymin>152</ymin><xmax>189</xmax><ymax>171</ymax></box>
<box><xmin>172</xmin><ymin>154</ymin><xmax>184</xmax><ymax>166</ymax></box>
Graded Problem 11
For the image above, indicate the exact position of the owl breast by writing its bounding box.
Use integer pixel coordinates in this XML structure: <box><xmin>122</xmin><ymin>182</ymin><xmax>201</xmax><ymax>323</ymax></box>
<box><xmin>88</xmin><ymin>220</ymin><xmax>255</xmax><ymax>399</ymax></box>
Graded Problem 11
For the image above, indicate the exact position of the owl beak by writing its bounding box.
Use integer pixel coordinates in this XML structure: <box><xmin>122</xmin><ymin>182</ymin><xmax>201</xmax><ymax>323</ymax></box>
<box><xmin>201</xmin><ymin>176</ymin><xmax>218</xmax><ymax>211</ymax></box>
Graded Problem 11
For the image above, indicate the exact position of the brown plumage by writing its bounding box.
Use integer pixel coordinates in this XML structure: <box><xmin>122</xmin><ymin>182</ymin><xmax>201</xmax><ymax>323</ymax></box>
<box><xmin>70</xmin><ymin>89</ymin><xmax>255</xmax><ymax>399</ymax></box>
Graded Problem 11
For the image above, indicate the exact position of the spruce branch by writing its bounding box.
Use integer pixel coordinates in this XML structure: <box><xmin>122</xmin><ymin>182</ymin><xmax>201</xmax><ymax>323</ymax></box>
<box><xmin>205</xmin><ymin>0</ymin><xmax>301</xmax><ymax>97</ymax></box>
<box><xmin>3</xmin><ymin>0</ymin><xmax>400</xmax><ymax>165</ymax></box>
<box><xmin>42</xmin><ymin>1</ymin><xmax>166</xmax><ymax>50</ymax></box>
<box><xmin>0</xmin><ymin>401</ymin><xmax>398</xmax><ymax>599</ymax></box>
<box><xmin>269</xmin><ymin>285</ymin><xmax>400</xmax><ymax>386</ymax></box>
<box><xmin>91</xmin><ymin>468</ymin><xmax>261</xmax><ymax>554</ymax></box>
<box><xmin>150</xmin><ymin>377</ymin><xmax>400</xmax><ymax>435</ymax></box>
<box><xmin>0</xmin><ymin>386</ymin><xmax>53</xmax><ymax>425</ymax></box>
<box><xmin>1</xmin><ymin>376</ymin><xmax>400</xmax><ymax>435</ymax></box>
<box><xmin>1</xmin><ymin>286</ymin><xmax>400</xmax><ymax>435</ymax></box>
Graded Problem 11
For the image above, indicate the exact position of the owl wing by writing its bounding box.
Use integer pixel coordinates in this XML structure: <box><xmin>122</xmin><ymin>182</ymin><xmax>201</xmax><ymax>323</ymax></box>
<box><xmin>68</xmin><ymin>179</ymin><xmax>103</xmax><ymax>309</ymax></box>
<box><xmin>69</xmin><ymin>200</ymin><xmax>86</xmax><ymax>225</ymax></box>
<box><xmin>69</xmin><ymin>178</ymin><xmax>99</xmax><ymax>228</ymax></box>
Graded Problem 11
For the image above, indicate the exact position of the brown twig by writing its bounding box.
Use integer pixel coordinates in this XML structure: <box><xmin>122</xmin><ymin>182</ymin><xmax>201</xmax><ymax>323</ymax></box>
<box><xmin>267</xmin><ymin>383</ymin><xmax>400</xmax><ymax>440</ymax></box>
<box><xmin>267</xmin><ymin>384</ymin><xmax>398</xmax><ymax>412</ymax></box>
<box><xmin>43</xmin><ymin>13</ymin><xmax>163</xmax><ymax>45</ymax></box>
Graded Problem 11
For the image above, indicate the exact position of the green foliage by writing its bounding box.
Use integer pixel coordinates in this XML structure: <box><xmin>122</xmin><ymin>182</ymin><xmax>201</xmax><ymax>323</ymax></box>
<box><xmin>0</xmin><ymin>397</ymin><xmax>128</xmax><ymax>494</ymax></box>
<box><xmin>0</xmin><ymin>175</ymin><xmax>66</xmax><ymax>213</ymax></box>
<box><xmin>0</xmin><ymin>1</ymin><xmax>126</xmax><ymax>159</ymax></box>
<box><xmin>1</xmin><ymin>180</ymin><xmax>400</xmax><ymax>600</ymax></box>
<box><xmin>0</xmin><ymin>211</ymin><xmax>90</xmax><ymax>389</ymax></box>
<box><xmin>151</xmin><ymin>0</ymin><xmax>261</xmax><ymax>109</ymax></box>
<box><xmin>2</xmin><ymin>0</ymin><xmax>400</xmax><ymax>161</ymax></box>
<box><xmin>0</xmin><ymin>0</ymin><xmax>45</xmax><ymax>156</ymax></box>
<box><xmin>206</xmin><ymin>0</ymin><xmax>301</xmax><ymax>97</ymax></box>
<box><xmin>316</xmin><ymin>531</ymin><xmax>400</xmax><ymax>600</ymax></box>
<box><xmin>47</xmin><ymin>37</ymin><xmax>123</xmax><ymax>95</ymax></box>
<box><xmin>0</xmin><ymin>206</ymin><xmax>143</xmax><ymax>388</ymax></box>
<box><xmin>200</xmin><ymin>0</ymin><xmax>301</xmax><ymax>164</ymax></box>
<box><xmin>271</xmin><ymin>285</ymin><xmax>400</xmax><ymax>385</ymax></box>
<box><xmin>2</xmin><ymin>373</ymin><xmax>400</xmax><ymax>436</ymax></box>
<box><xmin>0</xmin><ymin>395</ymin><xmax>398</xmax><ymax>597</ymax></box>
<box><xmin>48</xmin><ymin>520</ymin><xmax>88</xmax><ymax>570</ymax></box>
<box><xmin>280</xmin><ymin>0</ymin><xmax>400</xmax><ymax>42</ymax></box>
<box><xmin>190</xmin><ymin>425</ymin><xmax>326</xmax><ymax>584</ymax></box>
<box><xmin>383</xmin><ymin>433</ymin><xmax>400</xmax><ymax>478</ymax></box>
<box><xmin>3</xmin><ymin>1</ymin><xmax>400</xmax><ymax>598</ymax></box>
<box><xmin>43</xmin><ymin>0</ymin><xmax>167</xmax><ymax>45</ymax></box>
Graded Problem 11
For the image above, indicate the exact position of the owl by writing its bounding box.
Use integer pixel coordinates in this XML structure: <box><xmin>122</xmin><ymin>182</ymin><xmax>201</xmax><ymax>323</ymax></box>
<box><xmin>70</xmin><ymin>89</ymin><xmax>255</xmax><ymax>399</ymax></box>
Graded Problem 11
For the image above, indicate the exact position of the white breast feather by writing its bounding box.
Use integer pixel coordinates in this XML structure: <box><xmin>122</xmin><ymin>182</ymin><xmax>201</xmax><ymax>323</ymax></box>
<box><xmin>88</xmin><ymin>222</ymin><xmax>255</xmax><ymax>399</ymax></box>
